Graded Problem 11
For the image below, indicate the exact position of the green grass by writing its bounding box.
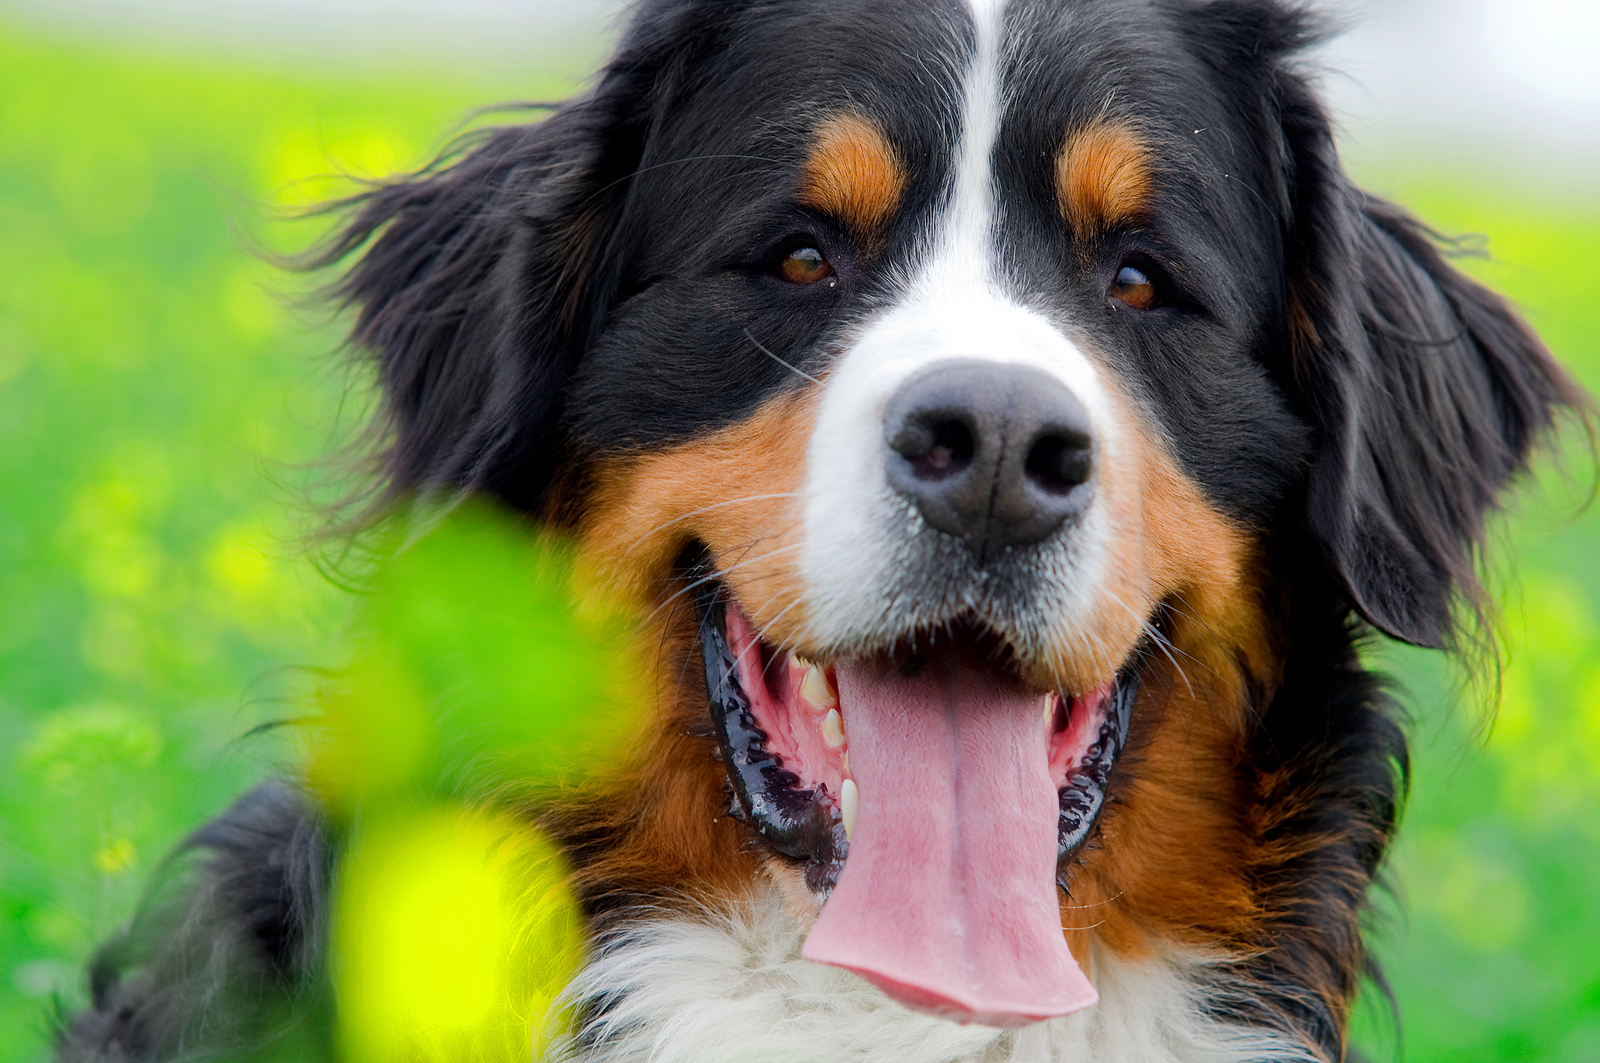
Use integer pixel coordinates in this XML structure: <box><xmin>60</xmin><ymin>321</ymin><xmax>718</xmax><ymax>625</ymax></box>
<box><xmin>1340</xmin><ymin>172</ymin><xmax>1600</xmax><ymax>1063</ymax></box>
<box><xmin>0</xmin><ymin>24</ymin><xmax>591</xmax><ymax>1056</ymax></box>
<box><xmin>1</xmin><ymin>20</ymin><xmax>1597</xmax><ymax>1063</ymax></box>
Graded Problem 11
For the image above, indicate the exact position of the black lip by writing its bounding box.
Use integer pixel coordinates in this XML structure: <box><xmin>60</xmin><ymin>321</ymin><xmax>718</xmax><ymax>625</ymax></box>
<box><xmin>1055</xmin><ymin>658</ymin><xmax>1140</xmax><ymax>889</ymax></box>
<box><xmin>693</xmin><ymin>577</ymin><xmax>1140</xmax><ymax>895</ymax></box>
<box><xmin>695</xmin><ymin>588</ymin><xmax>849</xmax><ymax>892</ymax></box>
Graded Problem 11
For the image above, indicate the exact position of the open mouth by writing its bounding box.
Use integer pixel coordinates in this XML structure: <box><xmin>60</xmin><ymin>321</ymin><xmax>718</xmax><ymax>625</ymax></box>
<box><xmin>694</xmin><ymin>579</ymin><xmax>1140</xmax><ymax>1027</ymax></box>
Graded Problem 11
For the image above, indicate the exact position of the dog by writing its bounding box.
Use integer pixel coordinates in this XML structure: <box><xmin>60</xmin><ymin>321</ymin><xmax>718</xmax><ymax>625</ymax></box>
<box><xmin>58</xmin><ymin>1</ymin><xmax>1582</xmax><ymax>1060</ymax></box>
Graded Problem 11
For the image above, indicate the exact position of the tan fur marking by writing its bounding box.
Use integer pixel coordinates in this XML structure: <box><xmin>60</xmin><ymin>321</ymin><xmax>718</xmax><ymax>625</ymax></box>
<box><xmin>550</xmin><ymin>392</ymin><xmax>821</xmax><ymax>912</ymax></box>
<box><xmin>798</xmin><ymin>114</ymin><xmax>907</xmax><ymax>236</ymax></box>
<box><xmin>574</xmin><ymin>390</ymin><xmax>817</xmax><ymax>650</ymax></box>
<box><xmin>1043</xmin><ymin>377</ymin><xmax>1282</xmax><ymax>961</ymax></box>
<box><xmin>1062</xmin><ymin>649</ymin><xmax>1264</xmax><ymax>957</ymax></box>
<box><xmin>544</xmin><ymin>610</ymin><xmax>763</xmax><ymax>912</ymax></box>
<box><xmin>1034</xmin><ymin>382</ymin><xmax>1270</xmax><ymax>695</ymax></box>
<box><xmin>1056</xmin><ymin>121</ymin><xmax>1155</xmax><ymax>235</ymax></box>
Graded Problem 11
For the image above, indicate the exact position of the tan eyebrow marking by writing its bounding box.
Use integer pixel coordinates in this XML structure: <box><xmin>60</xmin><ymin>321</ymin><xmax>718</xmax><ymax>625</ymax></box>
<box><xmin>1056</xmin><ymin>121</ymin><xmax>1154</xmax><ymax>235</ymax></box>
<box><xmin>798</xmin><ymin>113</ymin><xmax>907</xmax><ymax>236</ymax></box>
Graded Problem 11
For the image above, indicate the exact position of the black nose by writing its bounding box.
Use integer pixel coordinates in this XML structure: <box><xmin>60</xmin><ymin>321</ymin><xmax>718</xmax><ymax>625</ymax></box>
<box><xmin>883</xmin><ymin>360</ymin><xmax>1095</xmax><ymax>560</ymax></box>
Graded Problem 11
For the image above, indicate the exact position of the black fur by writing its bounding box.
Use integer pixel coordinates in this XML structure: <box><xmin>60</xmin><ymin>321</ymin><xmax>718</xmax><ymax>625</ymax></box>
<box><xmin>1269</xmin><ymin>42</ymin><xmax>1582</xmax><ymax>647</ymax></box>
<box><xmin>1235</xmin><ymin>590</ymin><xmax>1410</xmax><ymax>1056</ymax></box>
<box><xmin>60</xmin><ymin>1</ymin><xmax>1582</xmax><ymax>1060</ymax></box>
<box><xmin>317</xmin><ymin>0</ymin><xmax>1574</xmax><ymax>650</ymax></box>
<box><xmin>56</xmin><ymin>783</ymin><xmax>331</xmax><ymax>1062</ymax></box>
<box><xmin>314</xmin><ymin>0</ymin><xmax>970</xmax><ymax>519</ymax></box>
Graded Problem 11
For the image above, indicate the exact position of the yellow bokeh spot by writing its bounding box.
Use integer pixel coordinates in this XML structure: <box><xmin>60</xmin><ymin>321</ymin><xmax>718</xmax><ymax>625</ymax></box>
<box><xmin>93</xmin><ymin>837</ymin><xmax>137</xmax><ymax>876</ymax></box>
<box><xmin>334</xmin><ymin>808</ymin><xmax>583</xmax><ymax>1063</ymax></box>
<box><xmin>267</xmin><ymin>125</ymin><xmax>421</xmax><ymax>206</ymax></box>
<box><xmin>1517</xmin><ymin>572</ymin><xmax>1598</xmax><ymax>664</ymax></box>
<box><xmin>1488</xmin><ymin>664</ymin><xmax>1537</xmax><ymax>752</ymax></box>
<box><xmin>62</xmin><ymin>462</ymin><xmax>174</xmax><ymax>603</ymax></box>
<box><xmin>209</xmin><ymin>524</ymin><xmax>273</xmax><ymax>592</ymax></box>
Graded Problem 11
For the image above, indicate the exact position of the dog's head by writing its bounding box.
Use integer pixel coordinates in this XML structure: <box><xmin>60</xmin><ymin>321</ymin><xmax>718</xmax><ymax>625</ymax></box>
<box><xmin>320</xmin><ymin>0</ymin><xmax>1578</xmax><ymax>1039</ymax></box>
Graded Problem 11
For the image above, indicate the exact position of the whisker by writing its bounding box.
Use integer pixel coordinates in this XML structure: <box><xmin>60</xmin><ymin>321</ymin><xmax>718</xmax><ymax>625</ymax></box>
<box><xmin>1154</xmin><ymin>596</ymin><xmax>1252</xmax><ymax>706</ymax></box>
<box><xmin>740</xmin><ymin>589</ymin><xmax>794</xmax><ymax>680</ymax></box>
<box><xmin>1102</xmin><ymin>588</ymin><xmax>1195</xmax><ymax>700</ymax></box>
<box><xmin>1143</xmin><ymin>622</ymin><xmax>1196</xmax><ymax>700</ymax></box>
<box><xmin>627</xmin><ymin>493</ymin><xmax>804</xmax><ymax>549</ymax></box>
<box><xmin>643</xmin><ymin>542</ymin><xmax>806</xmax><ymax>627</ymax></box>
<box><xmin>1060</xmin><ymin>890</ymin><xmax>1126</xmax><ymax>910</ymax></box>
<box><xmin>744</xmin><ymin>328</ymin><xmax>823</xmax><ymax>386</ymax></box>
<box><xmin>1220</xmin><ymin>170</ymin><xmax>1273</xmax><ymax>216</ymax></box>
<box><xmin>754</xmin><ymin>597</ymin><xmax>804</xmax><ymax>652</ymax></box>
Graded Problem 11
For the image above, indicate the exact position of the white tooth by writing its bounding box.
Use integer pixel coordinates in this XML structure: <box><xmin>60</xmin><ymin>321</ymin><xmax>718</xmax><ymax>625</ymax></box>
<box><xmin>789</xmin><ymin>652</ymin><xmax>808</xmax><ymax>671</ymax></box>
<box><xmin>801</xmin><ymin>665</ymin><xmax>838</xmax><ymax>709</ymax></box>
<box><xmin>841</xmin><ymin>778</ymin><xmax>859</xmax><ymax>840</ymax></box>
<box><xmin>821</xmin><ymin>708</ymin><xmax>846</xmax><ymax>749</ymax></box>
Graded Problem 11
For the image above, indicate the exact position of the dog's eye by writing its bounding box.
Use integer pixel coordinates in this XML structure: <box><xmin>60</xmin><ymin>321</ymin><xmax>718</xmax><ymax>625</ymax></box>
<box><xmin>1109</xmin><ymin>264</ymin><xmax>1157</xmax><ymax>310</ymax></box>
<box><xmin>780</xmin><ymin>246</ymin><xmax>834</xmax><ymax>285</ymax></box>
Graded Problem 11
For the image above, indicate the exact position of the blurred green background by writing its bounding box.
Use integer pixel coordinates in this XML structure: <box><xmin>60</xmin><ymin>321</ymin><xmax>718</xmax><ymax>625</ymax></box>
<box><xmin>1</xmin><ymin>9</ymin><xmax>1597</xmax><ymax>1062</ymax></box>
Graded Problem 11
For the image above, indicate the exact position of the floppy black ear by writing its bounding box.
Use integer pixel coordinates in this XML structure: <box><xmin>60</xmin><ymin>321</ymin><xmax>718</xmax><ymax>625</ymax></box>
<box><xmin>1276</xmin><ymin>82</ymin><xmax>1585</xmax><ymax>649</ymax></box>
<box><xmin>311</xmin><ymin>92</ymin><xmax>641</xmax><ymax>517</ymax></box>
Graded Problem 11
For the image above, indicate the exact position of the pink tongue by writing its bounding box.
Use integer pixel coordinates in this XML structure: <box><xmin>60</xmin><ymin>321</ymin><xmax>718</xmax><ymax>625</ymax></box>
<box><xmin>801</xmin><ymin>654</ymin><xmax>1098</xmax><ymax>1026</ymax></box>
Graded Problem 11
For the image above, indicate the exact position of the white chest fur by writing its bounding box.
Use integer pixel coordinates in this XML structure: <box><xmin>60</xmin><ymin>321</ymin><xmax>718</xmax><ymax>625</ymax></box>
<box><xmin>553</xmin><ymin>895</ymin><xmax>1318</xmax><ymax>1063</ymax></box>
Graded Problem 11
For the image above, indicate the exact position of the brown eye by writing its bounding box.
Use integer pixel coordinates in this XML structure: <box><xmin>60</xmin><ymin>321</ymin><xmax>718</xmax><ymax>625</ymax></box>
<box><xmin>1110</xmin><ymin>264</ymin><xmax>1157</xmax><ymax>310</ymax></box>
<box><xmin>780</xmin><ymin>246</ymin><xmax>833</xmax><ymax>285</ymax></box>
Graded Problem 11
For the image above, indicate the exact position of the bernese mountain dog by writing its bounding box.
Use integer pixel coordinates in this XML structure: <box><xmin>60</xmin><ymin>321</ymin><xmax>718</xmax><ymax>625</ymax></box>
<box><xmin>58</xmin><ymin>1</ymin><xmax>1583</xmax><ymax>1061</ymax></box>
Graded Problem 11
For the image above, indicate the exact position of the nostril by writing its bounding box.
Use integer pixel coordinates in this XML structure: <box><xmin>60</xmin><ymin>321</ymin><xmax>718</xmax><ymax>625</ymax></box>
<box><xmin>883</xmin><ymin>360</ymin><xmax>1096</xmax><ymax>552</ymax></box>
<box><xmin>892</xmin><ymin>416</ymin><xmax>975</xmax><ymax>481</ymax></box>
<box><xmin>1024</xmin><ymin>430</ymin><xmax>1093</xmax><ymax>495</ymax></box>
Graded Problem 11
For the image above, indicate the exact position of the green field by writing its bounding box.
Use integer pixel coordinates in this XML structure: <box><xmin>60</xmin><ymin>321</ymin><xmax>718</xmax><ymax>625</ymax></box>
<box><xmin>2</xmin><ymin>18</ymin><xmax>1597</xmax><ymax>1062</ymax></box>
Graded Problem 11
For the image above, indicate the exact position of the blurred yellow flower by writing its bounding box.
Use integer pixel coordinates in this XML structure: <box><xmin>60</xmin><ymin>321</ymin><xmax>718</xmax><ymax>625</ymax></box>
<box><xmin>92</xmin><ymin>838</ymin><xmax>137</xmax><ymax>876</ymax></box>
<box><xmin>333</xmin><ymin>807</ymin><xmax>583</xmax><ymax>1063</ymax></box>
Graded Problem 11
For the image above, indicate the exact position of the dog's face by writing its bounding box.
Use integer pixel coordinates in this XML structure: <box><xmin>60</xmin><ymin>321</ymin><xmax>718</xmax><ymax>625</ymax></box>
<box><xmin>566</xmin><ymin>0</ymin><xmax>1300</xmax><ymax>1023</ymax></box>
<box><xmin>328</xmin><ymin>0</ymin><xmax>1575</xmax><ymax>1048</ymax></box>
<box><xmin>578</xmin><ymin>0</ymin><xmax>1300</xmax><ymax>659</ymax></box>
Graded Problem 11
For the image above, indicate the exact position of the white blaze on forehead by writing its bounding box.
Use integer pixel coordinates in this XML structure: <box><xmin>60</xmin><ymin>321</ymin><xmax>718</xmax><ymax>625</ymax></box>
<box><xmin>797</xmin><ymin>0</ymin><xmax>1121</xmax><ymax>652</ymax></box>
<box><xmin>938</xmin><ymin>0</ymin><xmax>1006</xmax><ymax>285</ymax></box>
